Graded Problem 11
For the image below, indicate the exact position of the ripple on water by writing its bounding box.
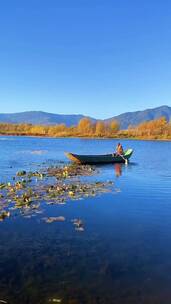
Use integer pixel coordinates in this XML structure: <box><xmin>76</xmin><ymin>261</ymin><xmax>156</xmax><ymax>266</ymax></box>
<box><xmin>0</xmin><ymin>137</ymin><xmax>171</xmax><ymax>303</ymax></box>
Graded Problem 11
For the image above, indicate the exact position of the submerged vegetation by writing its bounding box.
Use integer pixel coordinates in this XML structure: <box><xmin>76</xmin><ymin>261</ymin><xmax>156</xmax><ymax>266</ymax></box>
<box><xmin>0</xmin><ymin>116</ymin><xmax>171</xmax><ymax>139</ymax></box>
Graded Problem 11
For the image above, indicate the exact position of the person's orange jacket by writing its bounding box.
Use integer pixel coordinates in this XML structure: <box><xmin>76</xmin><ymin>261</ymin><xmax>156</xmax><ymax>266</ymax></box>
<box><xmin>117</xmin><ymin>145</ymin><xmax>124</xmax><ymax>154</ymax></box>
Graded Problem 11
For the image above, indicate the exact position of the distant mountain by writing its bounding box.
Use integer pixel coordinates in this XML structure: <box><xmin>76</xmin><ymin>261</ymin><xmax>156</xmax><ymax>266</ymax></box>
<box><xmin>0</xmin><ymin>106</ymin><xmax>171</xmax><ymax>129</ymax></box>
<box><xmin>0</xmin><ymin>111</ymin><xmax>95</xmax><ymax>127</ymax></box>
<box><xmin>105</xmin><ymin>105</ymin><xmax>171</xmax><ymax>129</ymax></box>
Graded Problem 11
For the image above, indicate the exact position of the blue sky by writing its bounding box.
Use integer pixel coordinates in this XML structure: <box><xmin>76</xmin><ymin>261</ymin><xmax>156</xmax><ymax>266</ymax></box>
<box><xmin>0</xmin><ymin>0</ymin><xmax>171</xmax><ymax>118</ymax></box>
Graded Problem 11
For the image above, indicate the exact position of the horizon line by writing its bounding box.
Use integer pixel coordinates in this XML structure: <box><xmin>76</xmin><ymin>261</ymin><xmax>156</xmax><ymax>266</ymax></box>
<box><xmin>0</xmin><ymin>104</ymin><xmax>170</xmax><ymax>120</ymax></box>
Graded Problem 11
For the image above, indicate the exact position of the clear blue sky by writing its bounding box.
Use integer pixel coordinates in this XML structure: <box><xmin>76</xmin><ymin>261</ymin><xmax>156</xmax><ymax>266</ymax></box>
<box><xmin>0</xmin><ymin>0</ymin><xmax>171</xmax><ymax>118</ymax></box>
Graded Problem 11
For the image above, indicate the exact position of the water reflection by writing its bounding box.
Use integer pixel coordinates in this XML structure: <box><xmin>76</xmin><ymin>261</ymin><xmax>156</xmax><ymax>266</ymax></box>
<box><xmin>114</xmin><ymin>163</ymin><xmax>122</xmax><ymax>177</ymax></box>
<box><xmin>0</xmin><ymin>137</ymin><xmax>171</xmax><ymax>303</ymax></box>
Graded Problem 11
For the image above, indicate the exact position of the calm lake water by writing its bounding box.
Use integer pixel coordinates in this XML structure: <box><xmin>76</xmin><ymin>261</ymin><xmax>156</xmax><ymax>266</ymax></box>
<box><xmin>0</xmin><ymin>136</ymin><xmax>171</xmax><ymax>304</ymax></box>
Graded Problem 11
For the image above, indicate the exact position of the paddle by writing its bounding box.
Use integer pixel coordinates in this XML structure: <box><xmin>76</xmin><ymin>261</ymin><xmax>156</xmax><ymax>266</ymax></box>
<box><xmin>112</xmin><ymin>152</ymin><xmax>128</xmax><ymax>165</ymax></box>
<box><xmin>119</xmin><ymin>153</ymin><xmax>128</xmax><ymax>165</ymax></box>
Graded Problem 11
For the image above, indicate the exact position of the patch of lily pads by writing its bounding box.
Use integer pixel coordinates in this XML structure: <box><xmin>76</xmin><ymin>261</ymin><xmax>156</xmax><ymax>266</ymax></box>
<box><xmin>47</xmin><ymin>164</ymin><xmax>96</xmax><ymax>179</ymax></box>
<box><xmin>0</xmin><ymin>163</ymin><xmax>114</xmax><ymax>225</ymax></box>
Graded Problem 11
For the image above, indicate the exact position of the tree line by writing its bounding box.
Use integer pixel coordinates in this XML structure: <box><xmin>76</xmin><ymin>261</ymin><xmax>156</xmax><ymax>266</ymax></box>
<box><xmin>0</xmin><ymin>116</ymin><xmax>170</xmax><ymax>139</ymax></box>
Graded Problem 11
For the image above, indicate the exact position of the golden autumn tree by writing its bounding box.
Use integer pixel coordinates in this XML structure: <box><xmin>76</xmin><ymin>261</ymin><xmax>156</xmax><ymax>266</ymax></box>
<box><xmin>110</xmin><ymin>120</ymin><xmax>120</xmax><ymax>133</ymax></box>
<box><xmin>77</xmin><ymin>118</ymin><xmax>93</xmax><ymax>135</ymax></box>
<box><xmin>49</xmin><ymin>124</ymin><xmax>66</xmax><ymax>136</ymax></box>
<box><xmin>0</xmin><ymin>116</ymin><xmax>171</xmax><ymax>139</ymax></box>
<box><xmin>95</xmin><ymin>121</ymin><xmax>105</xmax><ymax>136</ymax></box>
<box><xmin>30</xmin><ymin>125</ymin><xmax>47</xmax><ymax>135</ymax></box>
<box><xmin>137</xmin><ymin>116</ymin><xmax>167</xmax><ymax>137</ymax></box>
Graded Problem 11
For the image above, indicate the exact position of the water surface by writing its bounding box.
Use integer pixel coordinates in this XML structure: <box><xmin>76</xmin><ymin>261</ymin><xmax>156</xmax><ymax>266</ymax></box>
<box><xmin>0</xmin><ymin>136</ymin><xmax>171</xmax><ymax>304</ymax></box>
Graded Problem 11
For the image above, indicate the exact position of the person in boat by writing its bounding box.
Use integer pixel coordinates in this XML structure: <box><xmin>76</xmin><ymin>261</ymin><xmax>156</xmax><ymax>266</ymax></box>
<box><xmin>116</xmin><ymin>142</ymin><xmax>124</xmax><ymax>155</ymax></box>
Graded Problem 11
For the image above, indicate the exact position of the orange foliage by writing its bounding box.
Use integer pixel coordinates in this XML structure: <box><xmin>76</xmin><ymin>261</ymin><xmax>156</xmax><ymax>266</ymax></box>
<box><xmin>95</xmin><ymin>121</ymin><xmax>105</xmax><ymax>136</ymax></box>
<box><xmin>0</xmin><ymin>116</ymin><xmax>170</xmax><ymax>139</ymax></box>
<box><xmin>78</xmin><ymin>118</ymin><xmax>93</xmax><ymax>135</ymax></box>
<box><xmin>126</xmin><ymin>117</ymin><xmax>170</xmax><ymax>139</ymax></box>
<box><xmin>110</xmin><ymin>120</ymin><xmax>120</xmax><ymax>133</ymax></box>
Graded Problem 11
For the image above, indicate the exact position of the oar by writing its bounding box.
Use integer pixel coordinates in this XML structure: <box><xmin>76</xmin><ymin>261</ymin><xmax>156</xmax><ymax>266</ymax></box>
<box><xmin>119</xmin><ymin>154</ymin><xmax>128</xmax><ymax>165</ymax></box>
<box><xmin>112</xmin><ymin>152</ymin><xmax>128</xmax><ymax>165</ymax></box>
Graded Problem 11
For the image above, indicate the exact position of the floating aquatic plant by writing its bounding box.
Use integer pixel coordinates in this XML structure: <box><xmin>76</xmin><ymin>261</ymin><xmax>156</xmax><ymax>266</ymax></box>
<box><xmin>0</xmin><ymin>164</ymin><xmax>114</xmax><ymax>224</ymax></box>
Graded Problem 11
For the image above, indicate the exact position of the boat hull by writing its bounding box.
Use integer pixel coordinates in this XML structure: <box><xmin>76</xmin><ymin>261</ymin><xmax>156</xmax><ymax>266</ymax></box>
<box><xmin>65</xmin><ymin>149</ymin><xmax>133</xmax><ymax>164</ymax></box>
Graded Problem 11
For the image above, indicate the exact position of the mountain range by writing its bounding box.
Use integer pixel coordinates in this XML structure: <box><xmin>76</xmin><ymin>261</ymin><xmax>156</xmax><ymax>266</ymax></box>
<box><xmin>0</xmin><ymin>105</ymin><xmax>170</xmax><ymax>129</ymax></box>
<box><xmin>0</xmin><ymin>112</ymin><xmax>95</xmax><ymax>127</ymax></box>
<box><xmin>105</xmin><ymin>105</ymin><xmax>171</xmax><ymax>129</ymax></box>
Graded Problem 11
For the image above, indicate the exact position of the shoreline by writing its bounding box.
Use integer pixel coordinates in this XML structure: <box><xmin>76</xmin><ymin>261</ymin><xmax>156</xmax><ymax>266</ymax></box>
<box><xmin>0</xmin><ymin>133</ymin><xmax>171</xmax><ymax>141</ymax></box>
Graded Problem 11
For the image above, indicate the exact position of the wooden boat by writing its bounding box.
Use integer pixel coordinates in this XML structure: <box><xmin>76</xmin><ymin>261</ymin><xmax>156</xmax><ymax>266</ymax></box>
<box><xmin>65</xmin><ymin>149</ymin><xmax>133</xmax><ymax>164</ymax></box>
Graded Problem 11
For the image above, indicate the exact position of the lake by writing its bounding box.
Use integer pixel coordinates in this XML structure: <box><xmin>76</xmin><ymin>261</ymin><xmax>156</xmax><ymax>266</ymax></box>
<box><xmin>0</xmin><ymin>136</ymin><xmax>171</xmax><ymax>304</ymax></box>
